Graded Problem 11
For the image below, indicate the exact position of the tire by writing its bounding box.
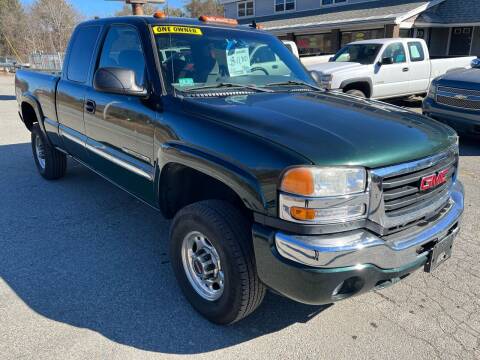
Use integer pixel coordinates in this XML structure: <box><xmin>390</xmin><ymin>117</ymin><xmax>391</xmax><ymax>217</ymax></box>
<box><xmin>169</xmin><ymin>200</ymin><xmax>266</xmax><ymax>324</ymax></box>
<box><xmin>31</xmin><ymin>123</ymin><xmax>67</xmax><ymax>180</ymax></box>
<box><xmin>345</xmin><ymin>89</ymin><xmax>366</xmax><ymax>98</ymax></box>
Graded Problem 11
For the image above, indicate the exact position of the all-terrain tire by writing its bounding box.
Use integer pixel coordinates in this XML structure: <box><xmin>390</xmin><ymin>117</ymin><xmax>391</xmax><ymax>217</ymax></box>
<box><xmin>31</xmin><ymin>123</ymin><xmax>67</xmax><ymax>180</ymax></box>
<box><xmin>169</xmin><ymin>200</ymin><xmax>266</xmax><ymax>324</ymax></box>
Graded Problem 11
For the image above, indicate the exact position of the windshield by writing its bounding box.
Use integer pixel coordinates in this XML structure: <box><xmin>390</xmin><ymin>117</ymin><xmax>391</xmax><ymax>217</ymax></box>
<box><xmin>153</xmin><ymin>25</ymin><xmax>315</xmax><ymax>92</ymax></box>
<box><xmin>331</xmin><ymin>44</ymin><xmax>382</xmax><ymax>65</ymax></box>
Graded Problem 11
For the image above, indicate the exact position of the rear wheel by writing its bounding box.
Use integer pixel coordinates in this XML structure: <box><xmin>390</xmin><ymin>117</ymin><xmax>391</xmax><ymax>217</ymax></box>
<box><xmin>345</xmin><ymin>89</ymin><xmax>366</xmax><ymax>98</ymax></box>
<box><xmin>169</xmin><ymin>200</ymin><xmax>266</xmax><ymax>324</ymax></box>
<box><xmin>31</xmin><ymin>123</ymin><xmax>66</xmax><ymax>180</ymax></box>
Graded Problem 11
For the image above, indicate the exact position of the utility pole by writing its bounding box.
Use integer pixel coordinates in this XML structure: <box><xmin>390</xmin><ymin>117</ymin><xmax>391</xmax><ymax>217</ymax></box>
<box><xmin>120</xmin><ymin>0</ymin><xmax>165</xmax><ymax>15</ymax></box>
<box><xmin>129</xmin><ymin>0</ymin><xmax>145</xmax><ymax>15</ymax></box>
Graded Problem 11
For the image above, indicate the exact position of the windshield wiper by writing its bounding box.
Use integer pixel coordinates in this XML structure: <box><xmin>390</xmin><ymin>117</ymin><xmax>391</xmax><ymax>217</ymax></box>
<box><xmin>265</xmin><ymin>80</ymin><xmax>322</xmax><ymax>91</ymax></box>
<box><xmin>181</xmin><ymin>82</ymin><xmax>273</xmax><ymax>93</ymax></box>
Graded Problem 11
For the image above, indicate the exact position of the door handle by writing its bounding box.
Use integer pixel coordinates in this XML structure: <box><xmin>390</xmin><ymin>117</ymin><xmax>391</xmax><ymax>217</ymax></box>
<box><xmin>85</xmin><ymin>99</ymin><xmax>96</xmax><ymax>114</ymax></box>
<box><xmin>272</xmin><ymin>65</ymin><xmax>279</xmax><ymax>69</ymax></box>
<box><xmin>402</xmin><ymin>67</ymin><xmax>409</xmax><ymax>72</ymax></box>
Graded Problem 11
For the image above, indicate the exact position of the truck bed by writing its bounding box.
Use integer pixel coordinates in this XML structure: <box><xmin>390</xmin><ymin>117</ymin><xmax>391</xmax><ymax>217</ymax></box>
<box><xmin>430</xmin><ymin>56</ymin><xmax>476</xmax><ymax>80</ymax></box>
<box><xmin>15</xmin><ymin>69</ymin><xmax>60</xmax><ymax>124</ymax></box>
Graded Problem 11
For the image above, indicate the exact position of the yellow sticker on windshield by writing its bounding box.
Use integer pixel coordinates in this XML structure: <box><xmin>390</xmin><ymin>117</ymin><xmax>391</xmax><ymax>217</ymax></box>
<box><xmin>153</xmin><ymin>26</ymin><xmax>202</xmax><ymax>35</ymax></box>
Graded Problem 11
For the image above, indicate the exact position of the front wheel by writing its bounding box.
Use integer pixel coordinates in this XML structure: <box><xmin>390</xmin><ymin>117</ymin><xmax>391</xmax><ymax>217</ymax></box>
<box><xmin>345</xmin><ymin>89</ymin><xmax>366</xmax><ymax>98</ymax></box>
<box><xmin>31</xmin><ymin>123</ymin><xmax>67</xmax><ymax>180</ymax></box>
<box><xmin>169</xmin><ymin>200</ymin><xmax>266</xmax><ymax>324</ymax></box>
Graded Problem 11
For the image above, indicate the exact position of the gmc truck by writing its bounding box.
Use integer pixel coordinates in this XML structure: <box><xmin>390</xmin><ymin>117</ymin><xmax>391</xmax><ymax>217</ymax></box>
<box><xmin>304</xmin><ymin>38</ymin><xmax>475</xmax><ymax>99</ymax></box>
<box><xmin>15</xmin><ymin>15</ymin><xmax>464</xmax><ymax>325</ymax></box>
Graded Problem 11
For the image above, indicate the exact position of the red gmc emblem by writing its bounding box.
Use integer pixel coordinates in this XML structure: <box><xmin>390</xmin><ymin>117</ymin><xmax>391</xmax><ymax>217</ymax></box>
<box><xmin>420</xmin><ymin>169</ymin><xmax>449</xmax><ymax>191</ymax></box>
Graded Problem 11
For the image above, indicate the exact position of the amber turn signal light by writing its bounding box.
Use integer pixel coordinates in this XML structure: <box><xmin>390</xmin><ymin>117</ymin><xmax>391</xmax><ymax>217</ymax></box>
<box><xmin>290</xmin><ymin>207</ymin><xmax>316</xmax><ymax>221</ymax></box>
<box><xmin>281</xmin><ymin>167</ymin><xmax>314</xmax><ymax>196</ymax></box>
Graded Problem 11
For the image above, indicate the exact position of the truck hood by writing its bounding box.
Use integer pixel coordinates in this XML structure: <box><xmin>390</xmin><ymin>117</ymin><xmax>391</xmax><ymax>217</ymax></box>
<box><xmin>307</xmin><ymin>62</ymin><xmax>364</xmax><ymax>74</ymax></box>
<box><xmin>437</xmin><ymin>68</ymin><xmax>480</xmax><ymax>90</ymax></box>
<box><xmin>180</xmin><ymin>91</ymin><xmax>456</xmax><ymax>168</ymax></box>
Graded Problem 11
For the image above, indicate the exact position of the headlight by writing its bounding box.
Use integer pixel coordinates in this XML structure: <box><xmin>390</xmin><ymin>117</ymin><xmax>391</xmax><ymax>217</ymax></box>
<box><xmin>281</xmin><ymin>167</ymin><xmax>366</xmax><ymax>197</ymax></box>
<box><xmin>320</xmin><ymin>74</ymin><xmax>332</xmax><ymax>83</ymax></box>
<box><xmin>427</xmin><ymin>82</ymin><xmax>437</xmax><ymax>98</ymax></box>
<box><xmin>279</xmin><ymin>167</ymin><xmax>369</xmax><ymax>223</ymax></box>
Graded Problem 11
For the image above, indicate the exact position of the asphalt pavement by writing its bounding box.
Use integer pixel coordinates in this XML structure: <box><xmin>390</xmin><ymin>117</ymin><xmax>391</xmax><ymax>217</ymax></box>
<box><xmin>0</xmin><ymin>73</ymin><xmax>479</xmax><ymax>360</ymax></box>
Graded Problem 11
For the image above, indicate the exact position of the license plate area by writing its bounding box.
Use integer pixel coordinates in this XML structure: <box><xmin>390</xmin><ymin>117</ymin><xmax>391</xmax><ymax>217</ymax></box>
<box><xmin>424</xmin><ymin>233</ymin><xmax>454</xmax><ymax>273</ymax></box>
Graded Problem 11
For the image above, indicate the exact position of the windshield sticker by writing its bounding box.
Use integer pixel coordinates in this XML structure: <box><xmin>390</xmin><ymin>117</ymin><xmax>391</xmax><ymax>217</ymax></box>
<box><xmin>226</xmin><ymin>47</ymin><xmax>250</xmax><ymax>77</ymax></box>
<box><xmin>178</xmin><ymin>78</ymin><xmax>194</xmax><ymax>86</ymax></box>
<box><xmin>153</xmin><ymin>26</ymin><xmax>202</xmax><ymax>36</ymax></box>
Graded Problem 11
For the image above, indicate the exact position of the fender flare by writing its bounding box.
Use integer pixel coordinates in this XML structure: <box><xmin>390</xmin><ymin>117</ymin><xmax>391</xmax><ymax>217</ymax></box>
<box><xmin>339</xmin><ymin>78</ymin><xmax>373</xmax><ymax>97</ymax></box>
<box><xmin>20</xmin><ymin>93</ymin><xmax>49</xmax><ymax>140</ymax></box>
<box><xmin>156</xmin><ymin>142</ymin><xmax>267</xmax><ymax>214</ymax></box>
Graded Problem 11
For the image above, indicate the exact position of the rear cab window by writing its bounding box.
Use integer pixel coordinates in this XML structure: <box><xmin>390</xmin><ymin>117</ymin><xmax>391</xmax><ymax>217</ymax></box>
<box><xmin>66</xmin><ymin>26</ymin><xmax>102</xmax><ymax>83</ymax></box>
<box><xmin>407</xmin><ymin>42</ymin><xmax>425</xmax><ymax>62</ymax></box>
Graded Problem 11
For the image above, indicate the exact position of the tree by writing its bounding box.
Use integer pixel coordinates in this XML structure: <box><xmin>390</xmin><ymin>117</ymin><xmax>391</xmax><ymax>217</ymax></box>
<box><xmin>185</xmin><ymin>0</ymin><xmax>224</xmax><ymax>18</ymax></box>
<box><xmin>115</xmin><ymin>4</ymin><xmax>158</xmax><ymax>16</ymax></box>
<box><xmin>114</xmin><ymin>3</ymin><xmax>185</xmax><ymax>17</ymax></box>
<box><xmin>0</xmin><ymin>0</ymin><xmax>27</xmax><ymax>61</ymax></box>
<box><xmin>163</xmin><ymin>6</ymin><xmax>185</xmax><ymax>17</ymax></box>
<box><xmin>28</xmin><ymin>0</ymin><xmax>81</xmax><ymax>54</ymax></box>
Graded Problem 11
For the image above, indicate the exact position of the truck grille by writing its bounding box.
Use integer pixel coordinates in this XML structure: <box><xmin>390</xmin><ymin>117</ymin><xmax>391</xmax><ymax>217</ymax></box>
<box><xmin>436</xmin><ymin>86</ymin><xmax>480</xmax><ymax>110</ymax></box>
<box><xmin>369</xmin><ymin>148</ymin><xmax>458</xmax><ymax>234</ymax></box>
<box><xmin>382</xmin><ymin>156</ymin><xmax>455</xmax><ymax>216</ymax></box>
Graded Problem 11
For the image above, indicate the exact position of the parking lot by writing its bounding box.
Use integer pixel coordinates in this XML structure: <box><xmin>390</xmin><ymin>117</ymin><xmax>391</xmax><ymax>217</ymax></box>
<box><xmin>0</xmin><ymin>73</ymin><xmax>479</xmax><ymax>360</ymax></box>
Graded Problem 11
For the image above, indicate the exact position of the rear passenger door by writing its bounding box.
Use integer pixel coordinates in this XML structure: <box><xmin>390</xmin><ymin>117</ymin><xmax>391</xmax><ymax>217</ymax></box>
<box><xmin>56</xmin><ymin>25</ymin><xmax>102</xmax><ymax>163</ymax></box>
<box><xmin>84</xmin><ymin>24</ymin><xmax>156</xmax><ymax>202</ymax></box>
<box><xmin>406</xmin><ymin>41</ymin><xmax>430</xmax><ymax>94</ymax></box>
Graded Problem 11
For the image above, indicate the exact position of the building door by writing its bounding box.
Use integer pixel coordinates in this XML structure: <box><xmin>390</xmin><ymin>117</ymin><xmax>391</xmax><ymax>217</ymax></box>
<box><xmin>449</xmin><ymin>27</ymin><xmax>473</xmax><ymax>56</ymax></box>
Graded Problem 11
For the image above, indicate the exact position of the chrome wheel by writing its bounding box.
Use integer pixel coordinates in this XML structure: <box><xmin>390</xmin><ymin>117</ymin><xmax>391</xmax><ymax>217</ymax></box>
<box><xmin>34</xmin><ymin>134</ymin><xmax>46</xmax><ymax>169</ymax></box>
<box><xmin>181</xmin><ymin>231</ymin><xmax>224</xmax><ymax>301</ymax></box>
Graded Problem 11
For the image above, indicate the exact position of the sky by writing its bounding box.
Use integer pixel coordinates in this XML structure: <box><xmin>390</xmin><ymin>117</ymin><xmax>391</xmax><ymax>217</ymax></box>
<box><xmin>20</xmin><ymin>0</ymin><xmax>183</xmax><ymax>17</ymax></box>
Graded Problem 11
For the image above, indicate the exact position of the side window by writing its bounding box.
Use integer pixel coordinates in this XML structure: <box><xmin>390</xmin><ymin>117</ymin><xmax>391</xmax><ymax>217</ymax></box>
<box><xmin>251</xmin><ymin>46</ymin><xmax>276</xmax><ymax>64</ymax></box>
<box><xmin>98</xmin><ymin>25</ymin><xmax>146</xmax><ymax>86</ymax></box>
<box><xmin>382</xmin><ymin>43</ymin><xmax>406</xmax><ymax>64</ymax></box>
<box><xmin>67</xmin><ymin>26</ymin><xmax>101</xmax><ymax>83</ymax></box>
<box><xmin>408</xmin><ymin>42</ymin><xmax>425</xmax><ymax>62</ymax></box>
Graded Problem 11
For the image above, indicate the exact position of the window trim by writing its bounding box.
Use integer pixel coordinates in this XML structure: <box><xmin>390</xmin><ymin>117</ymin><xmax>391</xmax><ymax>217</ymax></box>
<box><xmin>274</xmin><ymin>0</ymin><xmax>296</xmax><ymax>13</ymax></box>
<box><xmin>238</xmin><ymin>0</ymin><xmax>255</xmax><ymax>18</ymax></box>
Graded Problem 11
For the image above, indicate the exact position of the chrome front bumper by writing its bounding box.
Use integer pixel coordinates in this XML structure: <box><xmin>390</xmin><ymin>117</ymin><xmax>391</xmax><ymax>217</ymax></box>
<box><xmin>275</xmin><ymin>181</ymin><xmax>464</xmax><ymax>269</ymax></box>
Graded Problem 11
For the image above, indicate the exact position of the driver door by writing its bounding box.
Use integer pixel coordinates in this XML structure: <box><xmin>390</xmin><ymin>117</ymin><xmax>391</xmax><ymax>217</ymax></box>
<box><xmin>372</xmin><ymin>42</ymin><xmax>410</xmax><ymax>98</ymax></box>
<box><xmin>84</xmin><ymin>24</ymin><xmax>156</xmax><ymax>202</ymax></box>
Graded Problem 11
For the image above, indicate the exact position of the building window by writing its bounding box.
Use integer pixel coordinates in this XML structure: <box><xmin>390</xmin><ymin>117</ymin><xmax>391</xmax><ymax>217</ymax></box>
<box><xmin>340</xmin><ymin>29</ymin><xmax>384</xmax><ymax>47</ymax></box>
<box><xmin>322</xmin><ymin>0</ymin><xmax>347</xmax><ymax>5</ymax></box>
<box><xmin>275</xmin><ymin>0</ymin><xmax>295</xmax><ymax>12</ymax></box>
<box><xmin>449</xmin><ymin>27</ymin><xmax>473</xmax><ymax>56</ymax></box>
<box><xmin>238</xmin><ymin>1</ymin><xmax>254</xmax><ymax>17</ymax></box>
<box><xmin>296</xmin><ymin>33</ymin><xmax>332</xmax><ymax>56</ymax></box>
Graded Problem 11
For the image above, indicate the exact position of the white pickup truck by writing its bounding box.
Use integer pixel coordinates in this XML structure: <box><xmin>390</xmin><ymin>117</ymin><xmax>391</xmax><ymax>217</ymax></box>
<box><xmin>294</xmin><ymin>38</ymin><xmax>475</xmax><ymax>99</ymax></box>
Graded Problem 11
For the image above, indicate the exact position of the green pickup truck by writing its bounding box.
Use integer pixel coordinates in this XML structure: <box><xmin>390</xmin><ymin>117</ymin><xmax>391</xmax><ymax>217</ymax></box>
<box><xmin>15</xmin><ymin>15</ymin><xmax>464</xmax><ymax>324</ymax></box>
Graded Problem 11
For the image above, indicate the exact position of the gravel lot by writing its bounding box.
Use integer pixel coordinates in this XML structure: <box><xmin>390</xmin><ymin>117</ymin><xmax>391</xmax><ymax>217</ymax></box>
<box><xmin>0</xmin><ymin>73</ymin><xmax>479</xmax><ymax>360</ymax></box>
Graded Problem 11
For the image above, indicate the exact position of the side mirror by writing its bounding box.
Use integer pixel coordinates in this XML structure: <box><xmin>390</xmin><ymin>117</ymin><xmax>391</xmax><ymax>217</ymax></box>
<box><xmin>471</xmin><ymin>58</ymin><xmax>480</xmax><ymax>69</ymax></box>
<box><xmin>310</xmin><ymin>70</ymin><xmax>321</xmax><ymax>83</ymax></box>
<box><xmin>381</xmin><ymin>56</ymin><xmax>394</xmax><ymax>65</ymax></box>
<box><xmin>93</xmin><ymin>67</ymin><xmax>147</xmax><ymax>97</ymax></box>
<box><xmin>328</xmin><ymin>56</ymin><xmax>334</xmax><ymax>62</ymax></box>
